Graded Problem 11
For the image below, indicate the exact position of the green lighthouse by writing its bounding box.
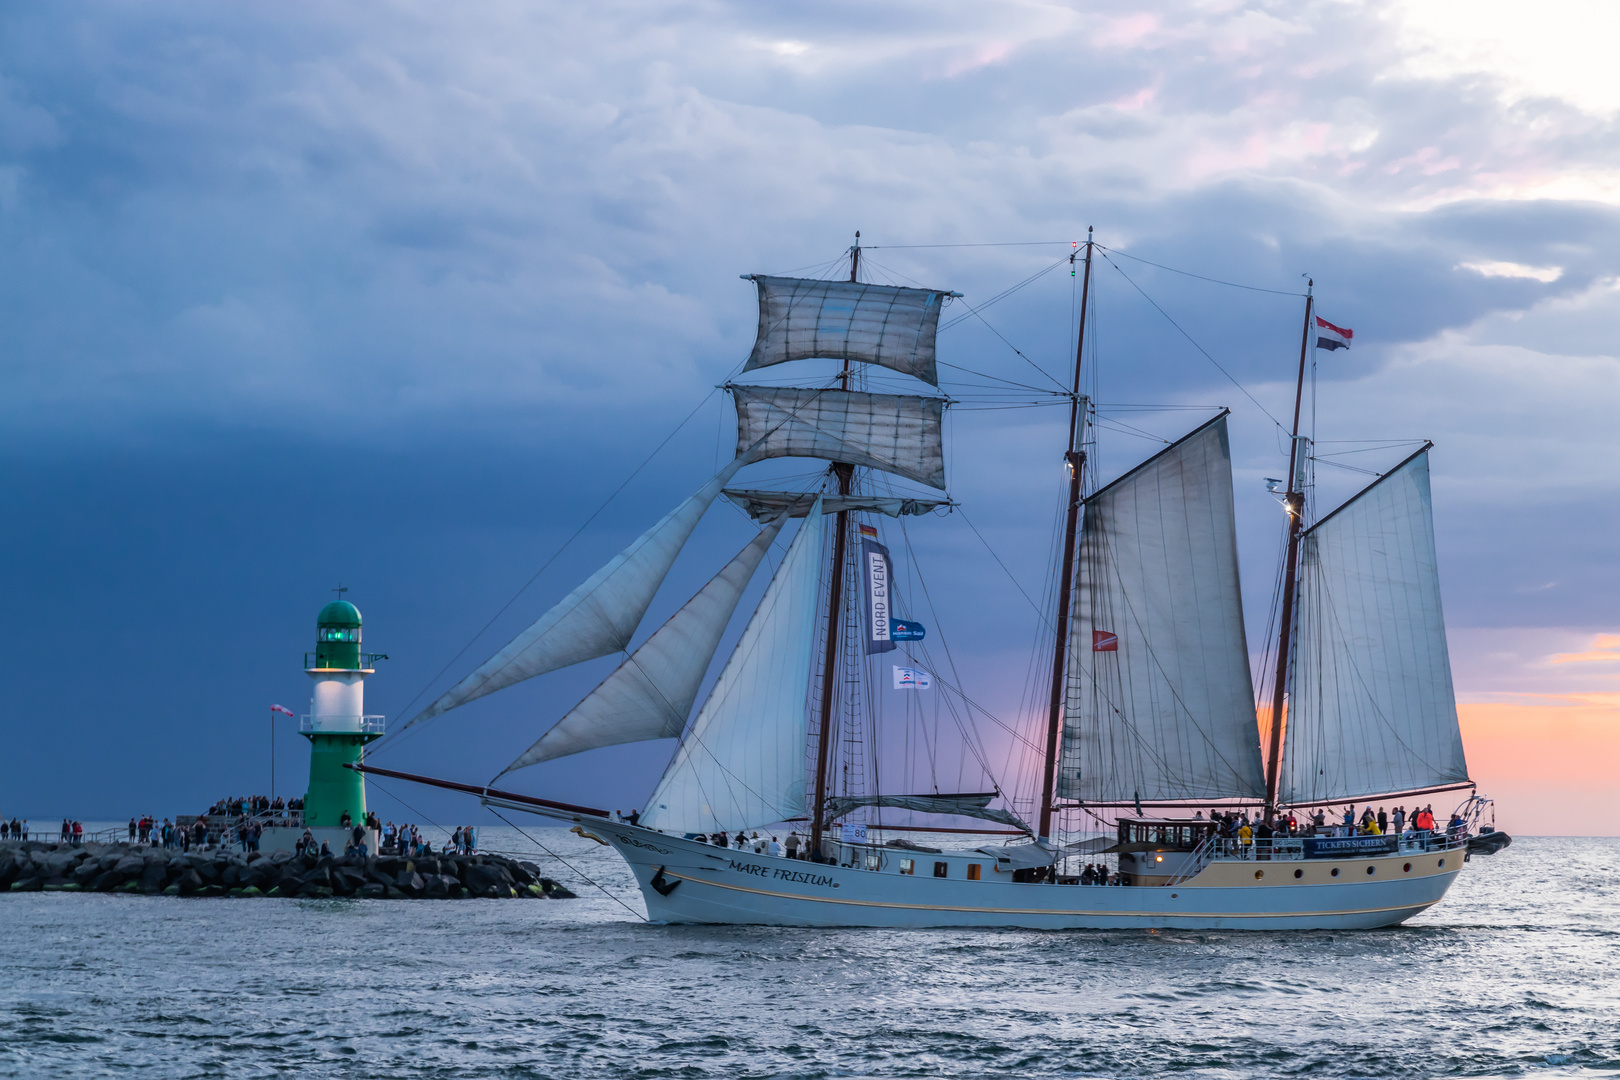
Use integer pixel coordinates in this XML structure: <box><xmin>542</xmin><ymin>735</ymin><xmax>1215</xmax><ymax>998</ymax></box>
<box><xmin>301</xmin><ymin>598</ymin><xmax>384</xmax><ymax>830</ymax></box>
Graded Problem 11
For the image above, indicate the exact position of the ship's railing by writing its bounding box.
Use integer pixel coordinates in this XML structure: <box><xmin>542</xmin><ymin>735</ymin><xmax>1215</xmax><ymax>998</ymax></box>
<box><xmin>299</xmin><ymin>714</ymin><xmax>386</xmax><ymax>734</ymax></box>
<box><xmin>1203</xmin><ymin>829</ymin><xmax>1467</xmax><ymax>862</ymax></box>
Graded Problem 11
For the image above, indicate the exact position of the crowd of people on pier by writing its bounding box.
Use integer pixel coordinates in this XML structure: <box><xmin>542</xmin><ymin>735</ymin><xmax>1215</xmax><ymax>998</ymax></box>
<box><xmin>205</xmin><ymin>795</ymin><xmax>304</xmax><ymax>820</ymax></box>
<box><xmin>1</xmin><ymin>819</ymin><xmax>29</xmax><ymax>842</ymax></box>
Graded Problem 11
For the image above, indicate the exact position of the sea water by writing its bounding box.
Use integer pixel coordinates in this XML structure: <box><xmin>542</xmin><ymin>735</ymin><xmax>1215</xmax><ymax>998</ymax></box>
<box><xmin>0</xmin><ymin>832</ymin><xmax>1615</xmax><ymax>1079</ymax></box>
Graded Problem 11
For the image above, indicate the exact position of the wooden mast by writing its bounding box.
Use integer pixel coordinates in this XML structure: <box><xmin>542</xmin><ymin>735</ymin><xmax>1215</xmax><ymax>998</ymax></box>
<box><xmin>1037</xmin><ymin>228</ymin><xmax>1093</xmax><ymax>842</ymax></box>
<box><xmin>1263</xmin><ymin>282</ymin><xmax>1315</xmax><ymax>815</ymax></box>
<box><xmin>809</xmin><ymin>232</ymin><xmax>860</xmax><ymax>854</ymax></box>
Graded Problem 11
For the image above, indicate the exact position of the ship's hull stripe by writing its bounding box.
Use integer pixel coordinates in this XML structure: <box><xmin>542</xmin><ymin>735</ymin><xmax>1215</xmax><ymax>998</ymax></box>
<box><xmin>658</xmin><ymin>867</ymin><xmax>1444</xmax><ymax>919</ymax></box>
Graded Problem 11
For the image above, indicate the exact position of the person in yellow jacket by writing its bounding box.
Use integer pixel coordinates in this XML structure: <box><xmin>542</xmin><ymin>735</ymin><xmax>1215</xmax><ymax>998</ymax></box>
<box><xmin>1238</xmin><ymin>822</ymin><xmax>1253</xmax><ymax>848</ymax></box>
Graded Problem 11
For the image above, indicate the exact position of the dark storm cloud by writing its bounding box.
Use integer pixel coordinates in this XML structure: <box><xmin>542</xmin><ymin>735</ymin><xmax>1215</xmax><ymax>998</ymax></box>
<box><xmin>2</xmin><ymin>0</ymin><xmax>1617</xmax><ymax>817</ymax></box>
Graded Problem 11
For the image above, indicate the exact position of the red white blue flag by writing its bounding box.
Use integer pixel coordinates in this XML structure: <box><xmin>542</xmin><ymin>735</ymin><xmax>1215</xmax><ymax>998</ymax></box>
<box><xmin>1315</xmin><ymin>316</ymin><xmax>1353</xmax><ymax>351</ymax></box>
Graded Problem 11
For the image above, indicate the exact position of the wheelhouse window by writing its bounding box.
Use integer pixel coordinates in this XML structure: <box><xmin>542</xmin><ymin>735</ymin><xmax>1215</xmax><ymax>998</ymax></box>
<box><xmin>967</xmin><ymin>864</ymin><xmax>982</xmax><ymax>881</ymax></box>
<box><xmin>933</xmin><ymin>862</ymin><xmax>949</xmax><ymax>878</ymax></box>
<box><xmin>899</xmin><ymin>858</ymin><xmax>914</xmax><ymax>875</ymax></box>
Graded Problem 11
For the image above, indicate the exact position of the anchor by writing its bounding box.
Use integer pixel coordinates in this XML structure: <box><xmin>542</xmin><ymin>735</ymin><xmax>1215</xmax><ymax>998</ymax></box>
<box><xmin>649</xmin><ymin>866</ymin><xmax>681</xmax><ymax>897</ymax></box>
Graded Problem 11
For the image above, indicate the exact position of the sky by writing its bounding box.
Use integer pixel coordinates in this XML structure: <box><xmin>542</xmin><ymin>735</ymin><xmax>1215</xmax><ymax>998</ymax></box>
<box><xmin>2</xmin><ymin>0</ymin><xmax>1618</xmax><ymax>836</ymax></box>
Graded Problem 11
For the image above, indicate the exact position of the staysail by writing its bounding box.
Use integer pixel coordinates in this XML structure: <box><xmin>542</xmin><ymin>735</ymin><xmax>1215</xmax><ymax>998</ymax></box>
<box><xmin>742</xmin><ymin>275</ymin><xmax>950</xmax><ymax>385</ymax></box>
<box><xmin>493</xmin><ymin>516</ymin><xmax>787</xmax><ymax>779</ymax></box>
<box><xmin>405</xmin><ymin>459</ymin><xmax>743</xmax><ymax>729</ymax></box>
<box><xmin>1058</xmin><ymin>414</ymin><xmax>1268</xmax><ymax>803</ymax></box>
<box><xmin>1278</xmin><ymin>449</ymin><xmax>1469</xmax><ymax>804</ymax></box>
<box><xmin>640</xmin><ymin>498</ymin><xmax>827</xmax><ymax>833</ymax></box>
<box><xmin>730</xmin><ymin>384</ymin><xmax>947</xmax><ymax>490</ymax></box>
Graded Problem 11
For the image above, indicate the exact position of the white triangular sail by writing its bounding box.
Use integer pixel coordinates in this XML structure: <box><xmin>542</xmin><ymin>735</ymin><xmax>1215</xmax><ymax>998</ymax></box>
<box><xmin>494</xmin><ymin>516</ymin><xmax>787</xmax><ymax>778</ymax></box>
<box><xmin>405</xmin><ymin>459</ymin><xmax>744</xmax><ymax>729</ymax></box>
<box><xmin>1278</xmin><ymin>450</ymin><xmax>1469</xmax><ymax>804</ymax></box>
<box><xmin>743</xmin><ymin>275</ymin><xmax>949</xmax><ymax>385</ymax></box>
<box><xmin>1058</xmin><ymin>415</ymin><xmax>1267</xmax><ymax>803</ymax></box>
<box><xmin>640</xmin><ymin>498</ymin><xmax>827</xmax><ymax>833</ymax></box>
<box><xmin>730</xmin><ymin>384</ymin><xmax>947</xmax><ymax>490</ymax></box>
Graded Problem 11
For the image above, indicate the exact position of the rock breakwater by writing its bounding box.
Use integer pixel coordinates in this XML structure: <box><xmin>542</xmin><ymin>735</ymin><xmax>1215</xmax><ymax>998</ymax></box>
<box><xmin>0</xmin><ymin>841</ymin><xmax>578</xmax><ymax>899</ymax></box>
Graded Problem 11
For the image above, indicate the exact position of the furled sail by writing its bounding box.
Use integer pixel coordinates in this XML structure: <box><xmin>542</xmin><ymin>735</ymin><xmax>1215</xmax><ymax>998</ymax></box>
<box><xmin>1278</xmin><ymin>449</ymin><xmax>1469</xmax><ymax>805</ymax></box>
<box><xmin>822</xmin><ymin>793</ymin><xmax>1030</xmax><ymax>832</ymax></box>
<box><xmin>404</xmin><ymin>459</ymin><xmax>744</xmax><ymax>729</ymax></box>
<box><xmin>1058</xmin><ymin>414</ymin><xmax>1267</xmax><ymax>803</ymax></box>
<box><xmin>723</xmin><ymin>488</ymin><xmax>949</xmax><ymax>521</ymax></box>
<box><xmin>640</xmin><ymin>498</ymin><xmax>827</xmax><ymax>834</ymax></box>
<box><xmin>492</xmin><ymin>516</ymin><xmax>787</xmax><ymax>779</ymax></box>
<box><xmin>730</xmin><ymin>384</ymin><xmax>947</xmax><ymax>490</ymax></box>
<box><xmin>742</xmin><ymin>275</ymin><xmax>950</xmax><ymax>385</ymax></box>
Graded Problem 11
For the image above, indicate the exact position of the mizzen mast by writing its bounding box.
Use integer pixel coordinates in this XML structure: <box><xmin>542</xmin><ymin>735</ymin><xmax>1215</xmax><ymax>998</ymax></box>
<box><xmin>1037</xmin><ymin>228</ymin><xmax>1092</xmax><ymax>842</ymax></box>
<box><xmin>1262</xmin><ymin>281</ymin><xmax>1315</xmax><ymax>814</ymax></box>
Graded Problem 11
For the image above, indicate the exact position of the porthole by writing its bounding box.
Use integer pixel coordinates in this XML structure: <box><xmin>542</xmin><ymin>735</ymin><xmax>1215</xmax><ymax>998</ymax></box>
<box><xmin>1254</xmin><ymin>870</ymin><xmax>1264</xmax><ymax>880</ymax></box>
<box><xmin>1438</xmin><ymin>858</ymin><xmax>1445</xmax><ymax>868</ymax></box>
<box><xmin>1170</xmin><ymin>893</ymin><xmax>1178</xmax><ymax>899</ymax></box>
<box><xmin>1330</xmin><ymin>868</ymin><xmax>1339</xmax><ymax>877</ymax></box>
<box><xmin>1293</xmin><ymin>869</ymin><xmax>1303</xmax><ymax>879</ymax></box>
<box><xmin>1403</xmin><ymin>863</ymin><xmax>1412</xmax><ymax>873</ymax></box>
<box><xmin>1366</xmin><ymin>865</ymin><xmax>1376</xmax><ymax>875</ymax></box>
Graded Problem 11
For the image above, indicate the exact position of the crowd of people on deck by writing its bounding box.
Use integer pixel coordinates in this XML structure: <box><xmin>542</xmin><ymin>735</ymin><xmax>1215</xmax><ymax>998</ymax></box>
<box><xmin>1193</xmin><ymin>803</ymin><xmax>1464</xmax><ymax>846</ymax></box>
<box><xmin>691</xmin><ymin>828</ymin><xmax>812</xmax><ymax>860</ymax></box>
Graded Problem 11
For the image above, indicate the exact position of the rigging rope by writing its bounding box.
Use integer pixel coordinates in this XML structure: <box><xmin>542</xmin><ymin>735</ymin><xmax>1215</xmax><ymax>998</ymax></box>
<box><xmin>1096</xmin><ymin>250</ymin><xmax>1288</xmax><ymax>432</ymax></box>
<box><xmin>364</xmin><ymin>774</ymin><xmax>646</xmax><ymax>921</ymax></box>
<box><xmin>372</xmin><ymin>388</ymin><xmax>724</xmax><ymax>754</ymax></box>
<box><xmin>485</xmin><ymin>807</ymin><xmax>649</xmax><ymax>922</ymax></box>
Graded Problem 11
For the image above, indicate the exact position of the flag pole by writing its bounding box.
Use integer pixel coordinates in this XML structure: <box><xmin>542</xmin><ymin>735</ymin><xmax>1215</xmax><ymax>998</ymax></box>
<box><xmin>1263</xmin><ymin>281</ymin><xmax>1315</xmax><ymax>815</ymax></box>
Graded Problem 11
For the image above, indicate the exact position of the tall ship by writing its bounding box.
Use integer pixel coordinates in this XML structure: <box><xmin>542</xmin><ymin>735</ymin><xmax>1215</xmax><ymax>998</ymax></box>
<box><xmin>364</xmin><ymin>234</ymin><xmax>1509</xmax><ymax>929</ymax></box>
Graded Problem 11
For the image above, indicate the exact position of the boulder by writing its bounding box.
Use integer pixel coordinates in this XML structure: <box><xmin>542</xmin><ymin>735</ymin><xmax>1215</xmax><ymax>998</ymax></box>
<box><xmin>463</xmin><ymin>864</ymin><xmax>509</xmax><ymax>895</ymax></box>
<box><xmin>220</xmin><ymin>864</ymin><xmax>243</xmax><ymax>888</ymax></box>
<box><xmin>70</xmin><ymin>860</ymin><xmax>100</xmax><ymax>884</ymax></box>
<box><xmin>174</xmin><ymin>869</ymin><xmax>203</xmax><ymax>896</ymax></box>
<box><xmin>11</xmin><ymin>876</ymin><xmax>42</xmax><ymax>892</ymax></box>
<box><xmin>197</xmin><ymin>884</ymin><xmax>225</xmax><ymax>897</ymax></box>
<box><xmin>358</xmin><ymin>883</ymin><xmax>386</xmax><ymax>899</ymax></box>
<box><xmin>423</xmin><ymin>875</ymin><xmax>450</xmax><ymax>900</ymax></box>
<box><xmin>87</xmin><ymin>871</ymin><xmax>122</xmax><ymax>892</ymax></box>
<box><xmin>0</xmin><ymin>855</ymin><xmax>18</xmax><ymax>888</ymax></box>
<box><xmin>397</xmin><ymin>871</ymin><xmax>425</xmax><ymax>896</ymax></box>
<box><xmin>139</xmin><ymin>861</ymin><xmax>169</xmax><ymax>894</ymax></box>
<box><xmin>112</xmin><ymin>855</ymin><xmax>145</xmax><ymax>878</ymax></box>
<box><xmin>541</xmin><ymin>879</ymin><xmax>578</xmax><ymax>899</ymax></box>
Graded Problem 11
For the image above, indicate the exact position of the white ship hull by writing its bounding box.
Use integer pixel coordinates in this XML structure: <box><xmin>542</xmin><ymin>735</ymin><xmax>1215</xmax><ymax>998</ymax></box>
<box><xmin>596</xmin><ymin>824</ymin><xmax>1465</xmax><ymax>930</ymax></box>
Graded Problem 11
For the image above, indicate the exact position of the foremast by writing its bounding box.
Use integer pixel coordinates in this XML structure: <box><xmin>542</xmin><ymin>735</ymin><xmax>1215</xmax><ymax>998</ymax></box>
<box><xmin>808</xmin><ymin>234</ymin><xmax>860</xmax><ymax>853</ymax></box>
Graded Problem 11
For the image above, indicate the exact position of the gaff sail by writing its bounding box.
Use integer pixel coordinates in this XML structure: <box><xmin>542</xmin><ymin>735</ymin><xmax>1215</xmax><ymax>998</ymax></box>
<box><xmin>1059</xmin><ymin>414</ymin><xmax>1268</xmax><ymax>804</ymax></box>
<box><xmin>493</xmin><ymin>515</ymin><xmax>787</xmax><ymax>778</ymax></box>
<box><xmin>822</xmin><ymin>793</ymin><xmax>1030</xmax><ymax>833</ymax></box>
<box><xmin>1278</xmin><ymin>449</ymin><xmax>1469</xmax><ymax>805</ymax></box>
<box><xmin>640</xmin><ymin>498</ymin><xmax>827</xmax><ymax>834</ymax></box>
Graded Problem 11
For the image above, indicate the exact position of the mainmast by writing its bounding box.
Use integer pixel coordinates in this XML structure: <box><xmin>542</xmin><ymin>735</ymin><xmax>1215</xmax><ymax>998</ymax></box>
<box><xmin>1037</xmin><ymin>228</ymin><xmax>1093</xmax><ymax>842</ymax></box>
<box><xmin>1263</xmin><ymin>283</ymin><xmax>1315</xmax><ymax>814</ymax></box>
<box><xmin>809</xmin><ymin>232</ymin><xmax>860</xmax><ymax>852</ymax></box>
